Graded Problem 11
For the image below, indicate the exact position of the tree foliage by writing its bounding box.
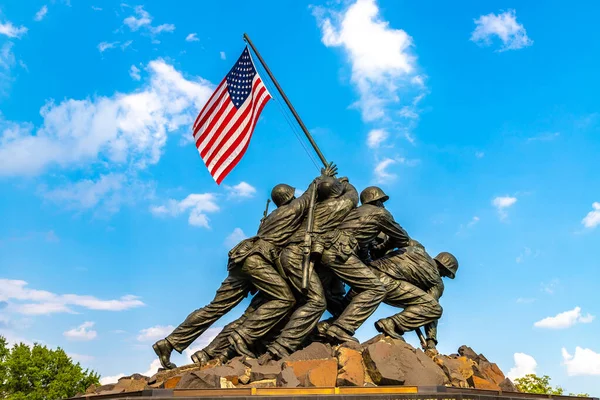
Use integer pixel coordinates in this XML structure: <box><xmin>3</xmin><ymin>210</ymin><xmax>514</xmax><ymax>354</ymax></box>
<box><xmin>0</xmin><ymin>336</ymin><xmax>99</xmax><ymax>400</ymax></box>
<box><xmin>514</xmin><ymin>374</ymin><xmax>589</xmax><ymax>397</ymax></box>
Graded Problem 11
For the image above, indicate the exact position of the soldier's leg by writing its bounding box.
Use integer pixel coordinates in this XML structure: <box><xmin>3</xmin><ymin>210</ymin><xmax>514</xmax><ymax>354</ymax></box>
<box><xmin>233</xmin><ymin>255</ymin><xmax>295</xmax><ymax>350</ymax></box>
<box><xmin>424</xmin><ymin>319</ymin><xmax>439</xmax><ymax>351</ymax></box>
<box><xmin>267</xmin><ymin>244</ymin><xmax>327</xmax><ymax>357</ymax></box>
<box><xmin>323</xmin><ymin>253</ymin><xmax>386</xmax><ymax>338</ymax></box>
<box><xmin>165</xmin><ymin>268</ymin><xmax>250</xmax><ymax>354</ymax></box>
<box><xmin>382</xmin><ymin>279</ymin><xmax>443</xmax><ymax>334</ymax></box>
<box><xmin>316</xmin><ymin>266</ymin><xmax>347</xmax><ymax>318</ymax></box>
<box><xmin>197</xmin><ymin>294</ymin><xmax>267</xmax><ymax>361</ymax></box>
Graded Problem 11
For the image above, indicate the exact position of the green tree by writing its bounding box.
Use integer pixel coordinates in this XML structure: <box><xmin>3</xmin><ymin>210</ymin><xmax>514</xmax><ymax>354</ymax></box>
<box><xmin>515</xmin><ymin>374</ymin><xmax>589</xmax><ymax>397</ymax></box>
<box><xmin>0</xmin><ymin>336</ymin><xmax>99</xmax><ymax>400</ymax></box>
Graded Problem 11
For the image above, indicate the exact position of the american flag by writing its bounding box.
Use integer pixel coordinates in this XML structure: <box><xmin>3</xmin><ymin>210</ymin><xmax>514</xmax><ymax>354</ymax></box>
<box><xmin>192</xmin><ymin>47</ymin><xmax>272</xmax><ymax>184</ymax></box>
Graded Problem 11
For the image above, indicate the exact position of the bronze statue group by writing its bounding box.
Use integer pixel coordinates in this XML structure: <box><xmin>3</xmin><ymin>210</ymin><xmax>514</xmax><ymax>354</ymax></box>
<box><xmin>153</xmin><ymin>164</ymin><xmax>459</xmax><ymax>369</ymax></box>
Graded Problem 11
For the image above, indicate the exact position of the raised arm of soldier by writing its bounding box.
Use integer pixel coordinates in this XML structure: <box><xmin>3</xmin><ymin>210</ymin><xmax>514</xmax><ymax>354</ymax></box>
<box><xmin>377</xmin><ymin>209</ymin><xmax>410</xmax><ymax>249</ymax></box>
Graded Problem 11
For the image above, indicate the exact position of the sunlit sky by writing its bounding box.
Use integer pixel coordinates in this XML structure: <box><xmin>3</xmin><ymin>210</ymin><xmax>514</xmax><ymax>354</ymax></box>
<box><xmin>1</xmin><ymin>0</ymin><xmax>599</xmax><ymax>394</ymax></box>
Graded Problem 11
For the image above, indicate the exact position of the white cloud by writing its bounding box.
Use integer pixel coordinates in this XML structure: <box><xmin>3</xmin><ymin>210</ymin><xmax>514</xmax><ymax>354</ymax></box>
<box><xmin>0</xmin><ymin>279</ymin><xmax>144</xmax><ymax>315</ymax></box>
<box><xmin>0</xmin><ymin>59</ymin><xmax>214</xmax><ymax>177</ymax></box>
<box><xmin>373</xmin><ymin>157</ymin><xmax>418</xmax><ymax>184</ymax></box>
<box><xmin>516</xmin><ymin>247</ymin><xmax>532</xmax><ymax>263</ymax></box>
<box><xmin>220</xmin><ymin>51</ymin><xmax>226</xmax><ymax>60</ymax></box>
<box><xmin>374</xmin><ymin>158</ymin><xmax>396</xmax><ymax>183</ymax></box>
<box><xmin>121</xmin><ymin>40</ymin><xmax>133</xmax><ymax>51</ymax></box>
<box><xmin>475</xmin><ymin>151</ymin><xmax>485</xmax><ymax>158</ymax></box>
<box><xmin>225</xmin><ymin>228</ymin><xmax>247</xmax><ymax>248</ymax></box>
<box><xmin>150</xmin><ymin>193</ymin><xmax>219</xmax><ymax>228</ymax></box>
<box><xmin>41</xmin><ymin>173</ymin><xmax>124</xmax><ymax>211</ymax></box>
<box><xmin>540</xmin><ymin>279</ymin><xmax>559</xmax><ymax>295</ymax></box>
<box><xmin>468</xmin><ymin>216</ymin><xmax>480</xmax><ymax>227</ymax></box>
<box><xmin>470</xmin><ymin>10</ymin><xmax>532</xmax><ymax>52</ymax></box>
<box><xmin>582</xmin><ymin>202</ymin><xmax>600</xmax><ymax>229</ymax></box>
<box><xmin>225</xmin><ymin>182</ymin><xmax>256</xmax><ymax>199</ymax></box>
<box><xmin>97</xmin><ymin>41</ymin><xmax>118</xmax><ymax>53</ymax></box>
<box><xmin>507</xmin><ymin>353</ymin><xmax>537</xmax><ymax>380</ymax></box>
<box><xmin>100</xmin><ymin>373</ymin><xmax>125</xmax><ymax>385</ymax></box>
<box><xmin>527</xmin><ymin>132</ymin><xmax>560</xmax><ymax>142</ymax></box>
<box><xmin>123</xmin><ymin>6</ymin><xmax>175</xmax><ymax>35</ymax></box>
<box><xmin>123</xmin><ymin>6</ymin><xmax>152</xmax><ymax>31</ymax></box>
<box><xmin>91</xmin><ymin>6</ymin><xmax>102</xmax><ymax>11</ymax></box>
<box><xmin>34</xmin><ymin>6</ymin><xmax>48</xmax><ymax>22</ymax></box>
<box><xmin>562</xmin><ymin>347</ymin><xmax>600</xmax><ymax>376</ymax></box>
<box><xmin>143</xmin><ymin>359</ymin><xmax>162</xmax><ymax>377</ymax></box>
<box><xmin>186</xmin><ymin>33</ymin><xmax>199</xmax><ymax>42</ymax></box>
<box><xmin>152</xmin><ymin>24</ymin><xmax>175</xmax><ymax>35</ymax></box>
<box><xmin>0</xmin><ymin>20</ymin><xmax>28</xmax><ymax>39</ymax></box>
<box><xmin>534</xmin><ymin>307</ymin><xmax>595</xmax><ymax>329</ymax></box>
<box><xmin>129</xmin><ymin>65</ymin><xmax>141</xmax><ymax>81</ymax></box>
<box><xmin>0</xmin><ymin>42</ymin><xmax>16</xmax><ymax>73</ymax></box>
<box><xmin>492</xmin><ymin>196</ymin><xmax>517</xmax><ymax>220</ymax></box>
<box><xmin>456</xmin><ymin>216</ymin><xmax>480</xmax><ymax>235</ymax></box>
<box><xmin>64</xmin><ymin>321</ymin><xmax>97</xmax><ymax>341</ymax></box>
<box><xmin>182</xmin><ymin>327</ymin><xmax>223</xmax><ymax>362</ymax></box>
<box><xmin>313</xmin><ymin>0</ymin><xmax>423</xmax><ymax>122</ymax></box>
<box><xmin>137</xmin><ymin>325</ymin><xmax>174</xmax><ymax>342</ymax></box>
<box><xmin>367</xmin><ymin>129</ymin><xmax>388</xmax><ymax>148</ymax></box>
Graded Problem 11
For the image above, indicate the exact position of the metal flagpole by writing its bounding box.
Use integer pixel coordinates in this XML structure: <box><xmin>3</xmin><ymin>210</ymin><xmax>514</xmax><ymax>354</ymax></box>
<box><xmin>243</xmin><ymin>33</ymin><xmax>329</xmax><ymax>168</ymax></box>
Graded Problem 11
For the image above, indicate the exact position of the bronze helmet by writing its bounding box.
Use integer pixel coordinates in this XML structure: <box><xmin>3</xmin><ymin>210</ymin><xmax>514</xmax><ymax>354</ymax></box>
<box><xmin>317</xmin><ymin>177</ymin><xmax>344</xmax><ymax>200</ymax></box>
<box><xmin>360</xmin><ymin>186</ymin><xmax>389</xmax><ymax>205</ymax></box>
<box><xmin>434</xmin><ymin>252</ymin><xmax>458</xmax><ymax>279</ymax></box>
<box><xmin>271</xmin><ymin>184</ymin><xmax>296</xmax><ymax>207</ymax></box>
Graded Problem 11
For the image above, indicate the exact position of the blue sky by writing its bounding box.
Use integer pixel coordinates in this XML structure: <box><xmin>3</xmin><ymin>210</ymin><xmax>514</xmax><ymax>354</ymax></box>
<box><xmin>1</xmin><ymin>0</ymin><xmax>599</xmax><ymax>394</ymax></box>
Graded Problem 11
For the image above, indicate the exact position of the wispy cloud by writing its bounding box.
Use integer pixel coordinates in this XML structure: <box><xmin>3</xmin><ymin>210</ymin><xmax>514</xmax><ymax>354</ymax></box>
<box><xmin>97</xmin><ymin>41</ymin><xmax>119</xmax><ymax>53</ymax></box>
<box><xmin>373</xmin><ymin>157</ymin><xmax>419</xmax><ymax>184</ymax></box>
<box><xmin>492</xmin><ymin>195</ymin><xmax>517</xmax><ymax>220</ymax></box>
<box><xmin>123</xmin><ymin>5</ymin><xmax>175</xmax><ymax>36</ymax></box>
<box><xmin>224</xmin><ymin>182</ymin><xmax>256</xmax><ymax>199</ymax></box>
<box><xmin>0</xmin><ymin>20</ymin><xmax>28</xmax><ymax>39</ymax></box>
<box><xmin>582</xmin><ymin>202</ymin><xmax>600</xmax><ymax>229</ymax></box>
<box><xmin>540</xmin><ymin>279</ymin><xmax>559</xmax><ymax>294</ymax></box>
<box><xmin>64</xmin><ymin>321</ymin><xmax>97</xmax><ymax>341</ymax></box>
<box><xmin>313</xmin><ymin>0</ymin><xmax>425</xmax><ymax>123</ymax></box>
<box><xmin>137</xmin><ymin>325</ymin><xmax>174</xmax><ymax>342</ymax></box>
<box><xmin>534</xmin><ymin>306</ymin><xmax>594</xmax><ymax>329</ymax></box>
<box><xmin>220</xmin><ymin>51</ymin><xmax>226</xmax><ymax>60</ymax></box>
<box><xmin>34</xmin><ymin>6</ymin><xmax>48</xmax><ymax>22</ymax></box>
<box><xmin>129</xmin><ymin>65</ymin><xmax>141</xmax><ymax>80</ymax></box>
<box><xmin>185</xmin><ymin>33</ymin><xmax>199</xmax><ymax>42</ymax></box>
<box><xmin>225</xmin><ymin>228</ymin><xmax>247</xmax><ymax>248</ymax></box>
<box><xmin>527</xmin><ymin>132</ymin><xmax>560</xmax><ymax>143</ymax></box>
<box><xmin>150</xmin><ymin>193</ymin><xmax>219</xmax><ymax>228</ymax></box>
<box><xmin>0</xmin><ymin>279</ymin><xmax>144</xmax><ymax>315</ymax></box>
<box><xmin>367</xmin><ymin>129</ymin><xmax>388</xmax><ymax>149</ymax></box>
<box><xmin>470</xmin><ymin>9</ymin><xmax>532</xmax><ymax>51</ymax></box>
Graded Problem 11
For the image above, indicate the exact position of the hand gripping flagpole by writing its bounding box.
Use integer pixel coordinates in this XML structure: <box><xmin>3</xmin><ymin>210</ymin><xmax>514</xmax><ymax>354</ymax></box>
<box><xmin>243</xmin><ymin>33</ymin><xmax>329</xmax><ymax>169</ymax></box>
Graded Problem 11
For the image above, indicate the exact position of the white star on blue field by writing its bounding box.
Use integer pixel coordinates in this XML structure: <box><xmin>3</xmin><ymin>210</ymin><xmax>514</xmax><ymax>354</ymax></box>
<box><xmin>1</xmin><ymin>0</ymin><xmax>599</xmax><ymax>393</ymax></box>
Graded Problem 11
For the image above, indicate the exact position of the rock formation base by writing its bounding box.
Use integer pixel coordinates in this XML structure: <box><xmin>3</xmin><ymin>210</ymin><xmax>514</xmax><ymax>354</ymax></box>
<box><xmin>82</xmin><ymin>336</ymin><xmax>518</xmax><ymax>397</ymax></box>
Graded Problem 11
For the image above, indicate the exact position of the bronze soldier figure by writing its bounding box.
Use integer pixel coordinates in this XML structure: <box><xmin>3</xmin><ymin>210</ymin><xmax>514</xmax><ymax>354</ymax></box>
<box><xmin>258</xmin><ymin>176</ymin><xmax>359</xmax><ymax>363</ymax></box>
<box><xmin>152</xmin><ymin>169</ymin><xmax>334</xmax><ymax>369</ymax></box>
<box><xmin>314</xmin><ymin>186</ymin><xmax>410</xmax><ymax>343</ymax></box>
<box><xmin>368</xmin><ymin>238</ymin><xmax>458</xmax><ymax>352</ymax></box>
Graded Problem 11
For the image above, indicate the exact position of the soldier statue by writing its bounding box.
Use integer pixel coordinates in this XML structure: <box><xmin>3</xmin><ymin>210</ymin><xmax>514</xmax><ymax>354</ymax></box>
<box><xmin>312</xmin><ymin>186</ymin><xmax>410</xmax><ymax>343</ymax></box>
<box><xmin>152</xmin><ymin>165</ymin><xmax>337</xmax><ymax>369</ymax></box>
<box><xmin>368</xmin><ymin>237</ymin><xmax>459</xmax><ymax>353</ymax></box>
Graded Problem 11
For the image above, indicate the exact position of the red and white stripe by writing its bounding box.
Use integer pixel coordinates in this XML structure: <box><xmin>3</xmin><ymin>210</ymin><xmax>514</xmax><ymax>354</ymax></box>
<box><xmin>192</xmin><ymin>75</ymin><xmax>271</xmax><ymax>184</ymax></box>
